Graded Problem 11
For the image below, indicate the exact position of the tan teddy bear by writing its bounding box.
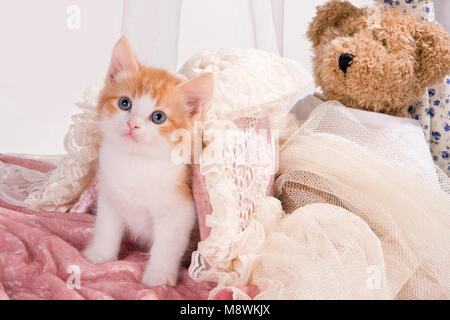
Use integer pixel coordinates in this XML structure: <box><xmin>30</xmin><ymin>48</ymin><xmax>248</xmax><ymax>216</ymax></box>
<box><xmin>306</xmin><ymin>0</ymin><xmax>450</xmax><ymax>116</ymax></box>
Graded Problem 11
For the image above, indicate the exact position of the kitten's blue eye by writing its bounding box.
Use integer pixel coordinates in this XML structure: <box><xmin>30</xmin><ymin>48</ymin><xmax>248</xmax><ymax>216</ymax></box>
<box><xmin>150</xmin><ymin>111</ymin><xmax>167</xmax><ymax>124</ymax></box>
<box><xmin>118</xmin><ymin>97</ymin><xmax>132</xmax><ymax>111</ymax></box>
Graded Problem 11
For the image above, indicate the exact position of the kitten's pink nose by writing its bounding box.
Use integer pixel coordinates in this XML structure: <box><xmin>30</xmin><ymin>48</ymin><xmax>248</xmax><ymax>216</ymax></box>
<box><xmin>127</xmin><ymin>118</ymin><xmax>142</xmax><ymax>131</ymax></box>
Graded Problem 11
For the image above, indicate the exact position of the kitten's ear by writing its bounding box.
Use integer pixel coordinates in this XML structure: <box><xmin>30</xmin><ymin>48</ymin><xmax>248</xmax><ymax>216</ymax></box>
<box><xmin>106</xmin><ymin>36</ymin><xmax>139</xmax><ymax>83</ymax></box>
<box><xmin>177</xmin><ymin>73</ymin><xmax>214</xmax><ymax>119</ymax></box>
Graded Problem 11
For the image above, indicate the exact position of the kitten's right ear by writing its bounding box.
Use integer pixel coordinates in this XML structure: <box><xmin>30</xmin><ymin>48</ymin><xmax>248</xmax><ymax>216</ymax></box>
<box><xmin>106</xmin><ymin>36</ymin><xmax>139</xmax><ymax>83</ymax></box>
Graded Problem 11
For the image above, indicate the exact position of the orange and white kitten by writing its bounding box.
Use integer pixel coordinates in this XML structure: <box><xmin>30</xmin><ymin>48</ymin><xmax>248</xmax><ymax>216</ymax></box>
<box><xmin>83</xmin><ymin>37</ymin><xmax>213</xmax><ymax>287</ymax></box>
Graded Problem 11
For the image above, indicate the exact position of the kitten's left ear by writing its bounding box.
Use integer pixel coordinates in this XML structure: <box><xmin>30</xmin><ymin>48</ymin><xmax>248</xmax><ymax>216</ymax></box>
<box><xmin>177</xmin><ymin>73</ymin><xmax>214</xmax><ymax>119</ymax></box>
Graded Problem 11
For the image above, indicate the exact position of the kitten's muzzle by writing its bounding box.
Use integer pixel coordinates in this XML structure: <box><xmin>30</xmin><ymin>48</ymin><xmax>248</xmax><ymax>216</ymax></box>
<box><xmin>127</xmin><ymin>120</ymin><xmax>141</xmax><ymax>131</ymax></box>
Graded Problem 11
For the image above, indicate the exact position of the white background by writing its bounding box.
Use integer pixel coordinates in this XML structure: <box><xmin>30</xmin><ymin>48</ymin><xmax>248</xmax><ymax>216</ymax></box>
<box><xmin>0</xmin><ymin>0</ymin><xmax>448</xmax><ymax>155</ymax></box>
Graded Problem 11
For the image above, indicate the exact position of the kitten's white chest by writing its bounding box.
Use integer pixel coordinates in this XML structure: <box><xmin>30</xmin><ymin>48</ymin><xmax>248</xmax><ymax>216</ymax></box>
<box><xmin>99</xmin><ymin>143</ymin><xmax>186</xmax><ymax>239</ymax></box>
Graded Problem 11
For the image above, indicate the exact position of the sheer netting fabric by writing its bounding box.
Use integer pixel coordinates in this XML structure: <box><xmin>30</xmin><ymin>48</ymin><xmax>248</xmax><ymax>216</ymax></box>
<box><xmin>190</xmin><ymin>101</ymin><xmax>450</xmax><ymax>300</ymax></box>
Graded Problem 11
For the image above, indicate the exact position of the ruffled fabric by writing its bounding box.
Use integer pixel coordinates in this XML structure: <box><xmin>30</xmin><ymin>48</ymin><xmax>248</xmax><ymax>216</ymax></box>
<box><xmin>179</xmin><ymin>48</ymin><xmax>312</xmax><ymax>121</ymax></box>
<box><xmin>191</xmin><ymin>117</ymin><xmax>275</xmax><ymax>242</ymax></box>
<box><xmin>191</xmin><ymin>102</ymin><xmax>450</xmax><ymax>300</ymax></box>
<box><xmin>0</xmin><ymin>88</ymin><xmax>101</xmax><ymax>212</ymax></box>
<box><xmin>184</xmin><ymin>49</ymin><xmax>312</xmax><ymax>296</ymax></box>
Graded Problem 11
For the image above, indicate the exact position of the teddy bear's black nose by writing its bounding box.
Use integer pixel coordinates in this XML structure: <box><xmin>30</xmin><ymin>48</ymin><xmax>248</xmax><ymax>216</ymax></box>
<box><xmin>339</xmin><ymin>53</ymin><xmax>355</xmax><ymax>74</ymax></box>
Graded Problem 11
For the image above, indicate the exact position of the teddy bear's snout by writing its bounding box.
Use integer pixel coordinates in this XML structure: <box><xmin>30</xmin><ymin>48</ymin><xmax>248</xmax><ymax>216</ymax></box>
<box><xmin>338</xmin><ymin>53</ymin><xmax>355</xmax><ymax>74</ymax></box>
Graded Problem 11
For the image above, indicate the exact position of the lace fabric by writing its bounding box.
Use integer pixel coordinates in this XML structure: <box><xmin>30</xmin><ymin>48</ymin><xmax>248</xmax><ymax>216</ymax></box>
<box><xmin>0</xmin><ymin>88</ymin><xmax>101</xmax><ymax>212</ymax></box>
<box><xmin>190</xmin><ymin>102</ymin><xmax>450</xmax><ymax>300</ymax></box>
<box><xmin>189</xmin><ymin>116</ymin><xmax>276</xmax><ymax>289</ymax></box>
<box><xmin>0</xmin><ymin>161</ymin><xmax>53</xmax><ymax>207</ymax></box>
<box><xmin>179</xmin><ymin>48</ymin><xmax>313</xmax><ymax>122</ymax></box>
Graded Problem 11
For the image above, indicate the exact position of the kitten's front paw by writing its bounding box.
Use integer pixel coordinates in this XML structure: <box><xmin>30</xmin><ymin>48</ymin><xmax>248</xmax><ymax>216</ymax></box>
<box><xmin>83</xmin><ymin>246</ymin><xmax>116</xmax><ymax>264</ymax></box>
<box><xmin>142</xmin><ymin>268</ymin><xmax>178</xmax><ymax>287</ymax></box>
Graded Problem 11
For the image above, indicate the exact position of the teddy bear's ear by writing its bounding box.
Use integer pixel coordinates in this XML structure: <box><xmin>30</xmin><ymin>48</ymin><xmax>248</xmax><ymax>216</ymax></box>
<box><xmin>414</xmin><ymin>21</ymin><xmax>450</xmax><ymax>88</ymax></box>
<box><xmin>307</xmin><ymin>0</ymin><xmax>363</xmax><ymax>48</ymax></box>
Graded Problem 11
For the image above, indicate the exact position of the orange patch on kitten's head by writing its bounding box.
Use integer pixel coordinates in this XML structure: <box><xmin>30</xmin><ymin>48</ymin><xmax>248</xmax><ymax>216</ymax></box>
<box><xmin>98</xmin><ymin>36</ymin><xmax>214</xmax><ymax>143</ymax></box>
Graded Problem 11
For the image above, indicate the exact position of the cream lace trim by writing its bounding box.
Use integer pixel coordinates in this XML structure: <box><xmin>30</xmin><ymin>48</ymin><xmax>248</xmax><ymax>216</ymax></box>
<box><xmin>0</xmin><ymin>88</ymin><xmax>101</xmax><ymax>212</ymax></box>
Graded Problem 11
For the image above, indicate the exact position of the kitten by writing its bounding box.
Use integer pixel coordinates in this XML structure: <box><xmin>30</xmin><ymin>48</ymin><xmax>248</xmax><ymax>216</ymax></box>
<box><xmin>83</xmin><ymin>36</ymin><xmax>213</xmax><ymax>287</ymax></box>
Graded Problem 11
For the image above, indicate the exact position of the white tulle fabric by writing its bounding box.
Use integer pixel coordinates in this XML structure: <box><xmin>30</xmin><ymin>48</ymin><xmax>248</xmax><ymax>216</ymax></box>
<box><xmin>190</xmin><ymin>102</ymin><xmax>450</xmax><ymax>300</ymax></box>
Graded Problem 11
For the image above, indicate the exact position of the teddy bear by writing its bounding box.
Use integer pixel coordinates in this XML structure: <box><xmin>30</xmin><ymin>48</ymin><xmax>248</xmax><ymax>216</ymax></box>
<box><xmin>306</xmin><ymin>0</ymin><xmax>450</xmax><ymax>117</ymax></box>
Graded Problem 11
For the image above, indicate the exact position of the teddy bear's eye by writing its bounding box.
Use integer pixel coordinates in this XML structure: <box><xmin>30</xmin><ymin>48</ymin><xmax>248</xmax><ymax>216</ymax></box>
<box><xmin>381</xmin><ymin>39</ymin><xmax>387</xmax><ymax>47</ymax></box>
<box><xmin>349</xmin><ymin>32</ymin><xmax>355</xmax><ymax>37</ymax></box>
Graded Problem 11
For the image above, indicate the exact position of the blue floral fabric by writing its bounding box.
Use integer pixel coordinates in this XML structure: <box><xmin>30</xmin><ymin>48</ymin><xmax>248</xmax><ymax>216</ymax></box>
<box><xmin>376</xmin><ymin>0</ymin><xmax>450</xmax><ymax>175</ymax></box>
<box><xmin>379</xmin><ymin>0</ymin><xmax>435</xmax><ymax>21</ymax></box>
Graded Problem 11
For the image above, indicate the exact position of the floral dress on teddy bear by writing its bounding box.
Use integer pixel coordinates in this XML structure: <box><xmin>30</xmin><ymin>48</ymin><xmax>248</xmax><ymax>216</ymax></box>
<box><xmin>376</xmin><ymin>0</ymin><xmax>450</xmax><ymax>175</ymax></box>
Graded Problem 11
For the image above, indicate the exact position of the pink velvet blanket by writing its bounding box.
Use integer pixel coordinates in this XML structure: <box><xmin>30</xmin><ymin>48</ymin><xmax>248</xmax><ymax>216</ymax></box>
<box><xmin>0</xmin><ymin>155</ymin><xmax>215</xmax><ymax>300</ymax></box>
